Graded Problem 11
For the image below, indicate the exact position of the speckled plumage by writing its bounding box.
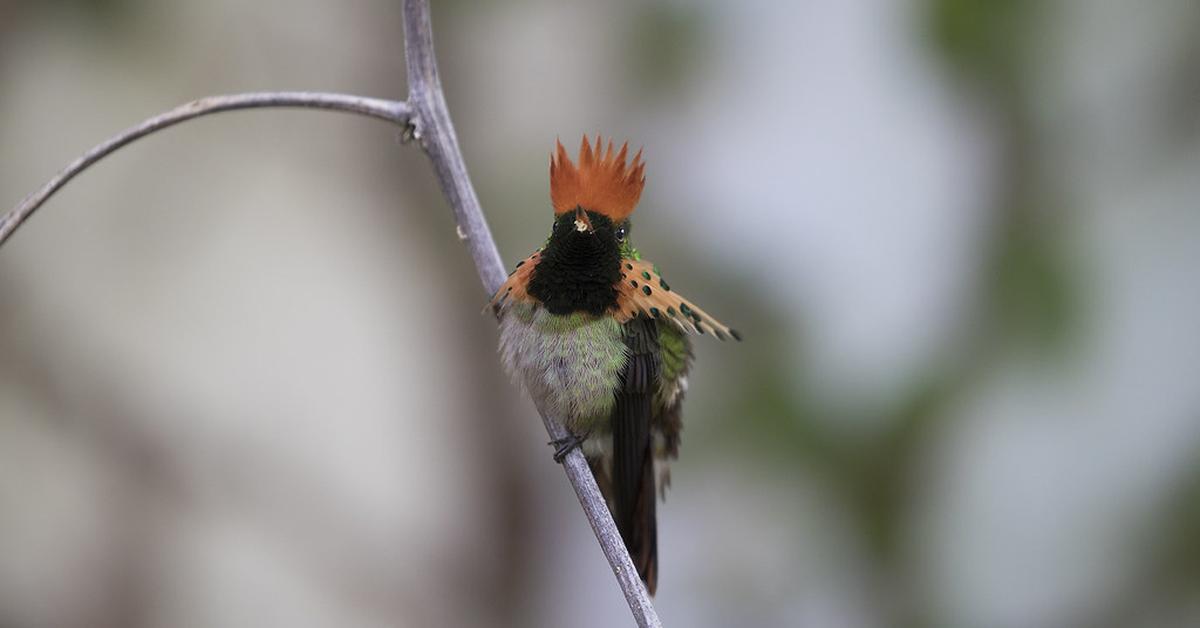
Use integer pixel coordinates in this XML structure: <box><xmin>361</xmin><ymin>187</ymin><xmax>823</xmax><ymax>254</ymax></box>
<box><xmin>490</xmin><ymin>136</ymin><xmax>738</xmax><ymax>595</ymax></box>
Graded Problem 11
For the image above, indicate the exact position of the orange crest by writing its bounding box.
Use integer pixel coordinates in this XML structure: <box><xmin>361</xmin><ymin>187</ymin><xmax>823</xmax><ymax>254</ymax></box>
<box><xmin>550</xmin><ymin>135</ymin><xmax>646</xmax><ymax>222</ymax></box>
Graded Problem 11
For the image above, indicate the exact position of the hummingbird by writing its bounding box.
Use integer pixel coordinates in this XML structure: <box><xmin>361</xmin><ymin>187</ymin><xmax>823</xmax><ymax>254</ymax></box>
<box><xmin>490</xmin><ymin>135</ymin><xmax>739</xmax><ymax>595</ymax></box>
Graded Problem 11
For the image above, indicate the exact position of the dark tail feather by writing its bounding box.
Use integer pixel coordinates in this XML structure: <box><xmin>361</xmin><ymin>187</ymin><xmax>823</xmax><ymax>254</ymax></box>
<box><xmin>613</xmin><ymin>316</ymin><xmax>662</xmax><ymax>594</ymax></box>
<box><xmin>632</xmin><ymin>442</ymin><xmax>658</xmax><ymax>594</ymax></box>
<box><xmin>612</xmin><ymin>392</ymin><xmax>659</xmax><ymax>595</ymax></box>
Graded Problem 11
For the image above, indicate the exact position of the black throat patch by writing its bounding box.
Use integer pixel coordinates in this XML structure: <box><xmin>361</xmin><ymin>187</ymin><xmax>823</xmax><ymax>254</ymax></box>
<box><xmin>528</xmin><ymin>209</ymin><xmax>622</xmax><ymax>315</ymax></box>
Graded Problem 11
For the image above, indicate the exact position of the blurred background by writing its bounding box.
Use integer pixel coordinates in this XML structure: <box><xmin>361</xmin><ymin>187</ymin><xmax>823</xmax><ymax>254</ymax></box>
<box><xmin>1</xmin><ymin>0</ymin><xmax>1198</xmax><ymax>626</ymax></box>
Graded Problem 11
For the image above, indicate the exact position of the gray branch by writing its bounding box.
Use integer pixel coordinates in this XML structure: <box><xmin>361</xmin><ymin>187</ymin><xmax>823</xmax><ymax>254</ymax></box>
<box><xmin>0</xmin><ymin>92</ymin><xmax>411</xmax><ymax>247</ymax></box>
<box><xmin>403</xmin><ymin>2</ymin><xmax>660</xmax><ymax>623</ymax></box>
<box><xmin>0</xmin><ymin>1</ymin><xmax>663</xmax><ymax>625</ymax></box>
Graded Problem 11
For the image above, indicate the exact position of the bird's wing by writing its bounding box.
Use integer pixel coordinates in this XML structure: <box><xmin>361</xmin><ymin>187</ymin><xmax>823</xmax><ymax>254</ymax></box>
<box><xmin>615</xmin><ymin>258</ymin><xmax>741</xmax><ymax>341</ymax></box>
<box><xmin>488</xmin><ymin>250</ymin><xmax>542</xmax><ymax>316</ymax></box>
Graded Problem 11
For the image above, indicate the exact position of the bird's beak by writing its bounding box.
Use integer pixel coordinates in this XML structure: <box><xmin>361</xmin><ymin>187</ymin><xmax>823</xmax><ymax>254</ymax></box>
<box><xmin>573</xmin><ymin>206</ymin><xmax>594</xmax><ymax>234</ymax></box>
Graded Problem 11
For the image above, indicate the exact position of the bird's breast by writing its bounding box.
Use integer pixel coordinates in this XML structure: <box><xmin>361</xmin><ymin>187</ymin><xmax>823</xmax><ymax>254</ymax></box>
<box><xmin>497</xmin><ymin>303</ymin><xmax>626</xmax><ymax>430</ymax></box>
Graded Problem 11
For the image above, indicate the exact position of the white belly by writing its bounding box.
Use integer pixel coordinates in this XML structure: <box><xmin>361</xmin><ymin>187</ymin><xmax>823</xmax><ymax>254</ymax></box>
<box><xmin>497</xmin><ymin>304</ymin><xmax>627</xmax><ymax>429</ymax></box>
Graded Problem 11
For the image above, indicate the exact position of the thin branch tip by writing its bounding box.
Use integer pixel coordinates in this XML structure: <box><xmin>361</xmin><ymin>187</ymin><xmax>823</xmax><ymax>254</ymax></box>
<box><xmin>0</xmin><ymin>92</ymin><xmax>411</xmax><ymax>247</ymax></box>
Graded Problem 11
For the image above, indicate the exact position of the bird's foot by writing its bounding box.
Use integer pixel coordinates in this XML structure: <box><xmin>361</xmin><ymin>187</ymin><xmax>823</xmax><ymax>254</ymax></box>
<box><xmin>549</xmin><ymin>430</ymin><xmax>589</xmax><ymax>464</ymax></box>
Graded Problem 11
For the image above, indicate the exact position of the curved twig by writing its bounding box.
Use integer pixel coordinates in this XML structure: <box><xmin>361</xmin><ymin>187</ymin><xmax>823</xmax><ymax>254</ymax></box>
<box><xmin>0</xmin><ymin>92</ymin><xmax>411</xmax><ymax>246</ymax></box>
<box><xmin>1</xmin><ymin>4</ymin><xmax>662</xmax><ymax>625</ymax></box>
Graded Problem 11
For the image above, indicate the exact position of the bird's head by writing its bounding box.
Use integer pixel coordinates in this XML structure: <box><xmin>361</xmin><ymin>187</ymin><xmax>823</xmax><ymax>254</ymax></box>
<box><xmin>548</xmin><ymin>135</ymin><xmax>644</xmax><ymax>256</ymax></box>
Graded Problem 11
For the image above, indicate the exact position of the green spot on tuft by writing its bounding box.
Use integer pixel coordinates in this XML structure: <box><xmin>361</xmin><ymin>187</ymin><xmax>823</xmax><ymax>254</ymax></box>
<box><xmin>626</xmin><ymin>263</ymin><xmax>634</xmax><ymax>270</ymax></box>
<box><xmin>679</xmin><ymin>303</ymin><xmax>693</xmax><ymax>317</ymax></box>
<box><xmin>641</xmin><ymin>271</ymin><xmax>651</xmax><ymax>280</ymax></box>
<box><xmin>630</xmin><ymin>280</ymin><xmax>639</xmax><ymax>288</ymax></box>
<box><xmin>668</xmin><ymin>307</ymin><xmax>677</xmax><ymax>317</ymax></box>
<box><xmin>642</xmin><ymin>286</ymin><xmax>652</xmax><ymax>296</ymax></box>
<box><xmin>650</xmin><ymin>307</ymin><xmax>660</xmax><ymax>318</ymax></box>
<box><xmin>659</xmin><ymin>279</ymin><xmax>670</xmax><ymax>291</ymax></box>
<box><xmin>729</xmin><ymin>329</ymin><xmax>742</xmax><ymax>341</ymax></box>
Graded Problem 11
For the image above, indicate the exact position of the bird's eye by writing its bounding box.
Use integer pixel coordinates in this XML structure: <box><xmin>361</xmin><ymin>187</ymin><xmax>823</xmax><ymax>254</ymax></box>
<box><xmin>615</xmin><ymin>226</ymin><xmax>627</xmax><ymax>242</ymax></box>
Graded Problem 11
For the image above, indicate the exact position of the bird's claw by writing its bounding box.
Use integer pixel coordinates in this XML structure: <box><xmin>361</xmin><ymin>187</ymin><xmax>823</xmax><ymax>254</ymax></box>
<box><xmin>549</xmin><ymin>430</ymin><xmax>588</xmax><ymax>463</ymax></box>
